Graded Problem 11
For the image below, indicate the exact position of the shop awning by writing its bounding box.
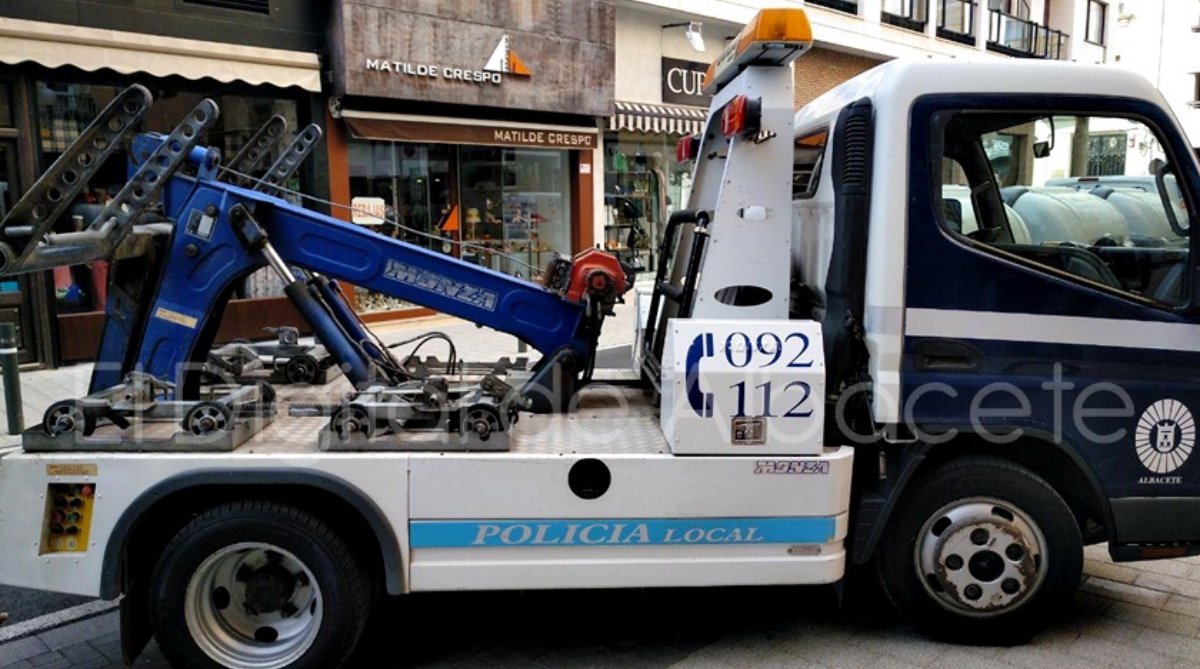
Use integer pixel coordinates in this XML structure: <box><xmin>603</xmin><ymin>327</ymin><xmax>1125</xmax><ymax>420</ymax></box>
<box><xmin>0</xmin><ymin>17</ymin><xmax>322</xmax><ymax>92</ymax></box>
<box><xmin>608</xmin><ymin>101</ymin><xmax>708</xmax><ymax>136</ymax></box>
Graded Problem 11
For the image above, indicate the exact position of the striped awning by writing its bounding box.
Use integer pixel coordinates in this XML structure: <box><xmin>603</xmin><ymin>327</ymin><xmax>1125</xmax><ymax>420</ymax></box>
<box><xmin>608</xmin><ymin>101</ymin><xmax>708</xmax><ymax>136</ymax></box>
<box><xmin>0</xmin><ymin>17</ymin><xmax>321</xmax><ymax>92</ymax></box>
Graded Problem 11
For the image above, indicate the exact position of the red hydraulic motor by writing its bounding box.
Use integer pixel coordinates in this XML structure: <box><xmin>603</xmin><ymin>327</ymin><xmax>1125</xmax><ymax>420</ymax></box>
<box><xmin>541</xmin><ymin>248</ymin><xmax>633</xmax><ymax>315</ymax></box>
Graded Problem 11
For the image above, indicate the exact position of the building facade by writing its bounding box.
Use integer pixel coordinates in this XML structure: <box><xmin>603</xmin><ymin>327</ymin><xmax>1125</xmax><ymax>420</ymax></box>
<box><xmin>0</xmin><ymin>0</ymin><xmax>328</xmax><ymax>366</ymax></box>
<box><xmin>612</xmin><ymin>0</ymin><xmax>1084</xmax><ymax>272</ymax></box>
<box><xmin>324</xmin><ymin>0</ymin><xmax>615</xmax><ymax>320</ymax></box>
<box><xmin>1105</xmin><ymin>1</ymin><xmax>1200</xmax><ymax>147</ymax></box>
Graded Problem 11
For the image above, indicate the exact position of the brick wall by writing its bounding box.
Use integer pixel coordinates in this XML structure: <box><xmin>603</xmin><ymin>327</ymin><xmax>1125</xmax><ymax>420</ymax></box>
<box><xmin>793</xmin><ymin>47</ymin><xmax>886</xmax><ymax>108</ymax></box>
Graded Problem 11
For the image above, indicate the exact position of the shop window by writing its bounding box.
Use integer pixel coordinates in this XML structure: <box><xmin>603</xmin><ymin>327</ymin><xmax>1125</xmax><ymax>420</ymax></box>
<box><xmin>459</xmin><ymin>146</ymin><xmax>569</xmax><ymax>277</ymax></box>
<box><xmin>603</xmin><ymin>134</ymin><xmax>691</xmax><ymax>274</ymax></box>
<box><xmin>347</xmin><ymin>140</ymin><xmax>573</xmax><ymax>315</ymax></box>
<box><xmin>34</xmin><ymin>81</ymin><xmax>302</xmax><ymax>314</ymax></box>
<box><xmin>348</xmin><ymin>141</ymin><xmax>455</xmax><ymax>313</ymax></box>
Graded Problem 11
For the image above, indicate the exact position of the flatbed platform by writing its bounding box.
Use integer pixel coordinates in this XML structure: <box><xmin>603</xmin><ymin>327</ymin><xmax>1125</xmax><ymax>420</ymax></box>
<box><xmin>23</xmin><ymin>375</ymin><xmax>667</xmax><ymax>457</ymax></box>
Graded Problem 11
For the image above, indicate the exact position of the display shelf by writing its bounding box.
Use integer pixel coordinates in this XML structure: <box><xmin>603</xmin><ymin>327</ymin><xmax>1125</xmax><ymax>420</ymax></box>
<box><xmin>604</xmin><ymin>170</ymin><xmax>660</xmax><ymax>273</ymax></box>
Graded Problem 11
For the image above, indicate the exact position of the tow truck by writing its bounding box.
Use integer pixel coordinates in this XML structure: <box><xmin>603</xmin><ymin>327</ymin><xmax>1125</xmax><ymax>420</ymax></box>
<box><xmin>3</xmin><ymin>7</ymin><xmax>1200</xmax><ymax>668</ymax></box>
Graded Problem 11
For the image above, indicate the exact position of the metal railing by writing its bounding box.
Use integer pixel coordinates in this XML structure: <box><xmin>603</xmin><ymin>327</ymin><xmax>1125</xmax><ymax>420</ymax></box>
<box><xmin>988</xmin><ymin>9</ymin><xmax>1069</xmax><ymax>58</ymax></box>
<box><xmin>882</xmin><ymin>0</ymin><xmax>929</xmax><ymax>31</ymax></box>
<box><xmin>937</xmin><ymin>0</ymin><xmax>976</xmax><ymax>44</ymax></box>
<box><xmin>807</xmin><ymin>0</ymin><xmax>859</xmax><ymax>15</ymax></box>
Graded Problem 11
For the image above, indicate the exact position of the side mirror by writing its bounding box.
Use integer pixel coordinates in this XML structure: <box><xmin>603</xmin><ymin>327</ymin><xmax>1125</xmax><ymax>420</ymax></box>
<box><xmin>1155</xmin><ymin>162</ymin><xmax>1189</xmax><ymax>237</ymax></box>
<box><xmin>942</xmin><ymin>198</ymin><xmax>964</xmax><ymax>234</ymax></box>
<box><xmin>1034</xmin><ymin>116</ymin><xmax>1056</xmax><ymax>158</ymax></box>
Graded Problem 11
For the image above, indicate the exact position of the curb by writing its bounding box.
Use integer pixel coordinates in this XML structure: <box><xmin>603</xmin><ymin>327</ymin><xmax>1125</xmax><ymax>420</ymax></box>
<box><xmin>0</xmin><ymin>599</ymin><xmax>119</xmax><ymax>645</ymax></box>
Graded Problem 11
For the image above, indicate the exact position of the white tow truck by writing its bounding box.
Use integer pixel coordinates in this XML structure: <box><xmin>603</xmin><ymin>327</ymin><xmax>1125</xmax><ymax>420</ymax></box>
<box><xmin>5</xmin><ymin>7</ymin><xmax>1200</xmax><ymax>669</ymax></box>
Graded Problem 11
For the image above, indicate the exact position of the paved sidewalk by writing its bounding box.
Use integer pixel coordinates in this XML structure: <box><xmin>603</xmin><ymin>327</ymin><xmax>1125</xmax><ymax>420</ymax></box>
<box><xmin>6</xmin><ymin>546</ymin><xmax>1200</xmax><ymax>668</ymax></box>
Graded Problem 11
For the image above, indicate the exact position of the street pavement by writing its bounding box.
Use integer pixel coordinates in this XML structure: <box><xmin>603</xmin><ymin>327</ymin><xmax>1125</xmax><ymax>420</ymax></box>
<box><xmin>7</xmin><ymin>546</ymin><xmax>1200</xmax><ymax>668</ymax></box>
<box><xmin>9</xmin><ymin>303</ymin><xmax>1200</xmax><ymax>667</ymax></box>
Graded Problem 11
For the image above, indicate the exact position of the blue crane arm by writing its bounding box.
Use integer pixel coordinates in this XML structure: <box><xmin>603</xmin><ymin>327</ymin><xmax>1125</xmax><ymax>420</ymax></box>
<box><xmin>90</xmin><ymin>157</ymin><xmax>601</xmax><ymax>399</ymax></box>
<box><xmin>248</xmin><ymin>187</ymin><xmax>587</xmax><ymax>357</ymax></box>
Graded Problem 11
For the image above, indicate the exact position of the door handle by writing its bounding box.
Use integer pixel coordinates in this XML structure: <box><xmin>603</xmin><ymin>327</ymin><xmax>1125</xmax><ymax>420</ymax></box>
<box><xmin>913</xmin><ymin>338</ymin><xmax>983</xmax><ymax>372</ymax></box>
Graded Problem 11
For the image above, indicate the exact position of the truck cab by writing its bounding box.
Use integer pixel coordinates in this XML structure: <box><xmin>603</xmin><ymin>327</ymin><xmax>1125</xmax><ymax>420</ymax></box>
<box><xmin>787</xmin><ymin>58</ymin><xmax>1200</xmax><ymax>638</ymax></box>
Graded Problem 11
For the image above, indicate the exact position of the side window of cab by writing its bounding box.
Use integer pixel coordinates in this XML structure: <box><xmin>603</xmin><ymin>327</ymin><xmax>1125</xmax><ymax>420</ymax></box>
<box><xmin>793</xmin><ymin>130</ymin><xmax>828</xmax><ymax>199</ymax></box>
<box><xmin>934</xmin><ymin>112</ymin><xmax>1193</xmax><ymax>307</ymax></box>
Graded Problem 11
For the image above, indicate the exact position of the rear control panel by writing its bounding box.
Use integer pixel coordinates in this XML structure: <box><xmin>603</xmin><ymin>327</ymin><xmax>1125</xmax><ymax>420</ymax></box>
<box><xmin>41</xmin><ymin>483</ymin><xmax>96</xmax><ymax>553</ymax></box>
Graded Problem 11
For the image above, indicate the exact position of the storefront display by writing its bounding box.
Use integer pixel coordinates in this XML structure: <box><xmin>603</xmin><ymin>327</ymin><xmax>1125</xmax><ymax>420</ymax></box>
<box><xmin>36</xmin><ymin>81</ymin><xmax>306</xmax><ymax>318</ymax></box>
<box><xmin>347</xmin><ymin>140</ymin><xmax>573</xmax><ymax>314</ymax></box>
<box><xmin>603</xmin><ymin>131</ymin><xmax>695</xmax><ymax>274</ymax></box>
<box><xmin>0</xmin><ymin>4</ymin><xmax>324</xmax><ymax>366</ymax></box>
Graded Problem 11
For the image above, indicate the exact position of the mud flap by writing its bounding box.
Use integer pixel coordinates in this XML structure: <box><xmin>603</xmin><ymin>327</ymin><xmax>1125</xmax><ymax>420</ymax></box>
<box><xmin>120</xmin><ymin>575</ymin><xmax>150</xmax><ymax>666</ymax></box>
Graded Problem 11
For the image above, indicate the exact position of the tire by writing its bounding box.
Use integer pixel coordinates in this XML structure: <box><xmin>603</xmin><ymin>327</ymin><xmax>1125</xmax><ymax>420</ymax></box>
<box><xmin>149</xmin><ymin>501</ymin><xmax>371</xmax><ymax>669</ymax></box>
<box><xmin>875</xmin><ymin>455</ymin><xmax>1083</xmax><ymax>645</ymax></box>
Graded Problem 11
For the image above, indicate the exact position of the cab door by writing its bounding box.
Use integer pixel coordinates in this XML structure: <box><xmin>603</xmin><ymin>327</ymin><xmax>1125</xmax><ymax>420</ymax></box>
<box><xmin>902</xmin><ymin>94</ymin><xmax>1200</xmax><ymax>546</ymax></box>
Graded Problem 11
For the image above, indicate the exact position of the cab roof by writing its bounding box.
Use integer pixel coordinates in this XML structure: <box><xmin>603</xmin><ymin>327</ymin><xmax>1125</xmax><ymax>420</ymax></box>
<box><xmin>794</xmin><ymin>58</ymin><xmax>1170</xmax><ymax>131</ymax></box>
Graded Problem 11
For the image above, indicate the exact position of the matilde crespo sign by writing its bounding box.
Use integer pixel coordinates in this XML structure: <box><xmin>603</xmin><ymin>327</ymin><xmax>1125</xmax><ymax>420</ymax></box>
<box><xmin>662</xmin><ymin>57</ymin><xmax>712</xmax><ymax>106</ymax></box>
<box><xmin>365</xmin><ymin>34</ymin><xmax>532</xmax><ymax>84</ymax></box>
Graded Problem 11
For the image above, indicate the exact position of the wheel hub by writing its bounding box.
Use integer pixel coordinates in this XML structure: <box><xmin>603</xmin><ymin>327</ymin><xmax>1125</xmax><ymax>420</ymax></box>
<box><xmin>918</xmin><ymin>499</ymin><xmax>1046</xmax><ymax>616</ymax></box>
<box><xmin>243</xmin><ymin>563</ymin><xmax>297</xmax><ymax>615</ymax></box>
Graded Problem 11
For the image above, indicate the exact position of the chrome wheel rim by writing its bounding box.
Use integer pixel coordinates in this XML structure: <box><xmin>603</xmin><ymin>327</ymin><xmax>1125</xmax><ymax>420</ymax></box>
<box><xmin>915</xmin><ymin>497</ymin><xmax>1047</xmax><ymax>617</ymax></box>
<box><xmin>185</xmin><ymin>542</ymin><xmax>322</xmax><ymax>669</ymax></box>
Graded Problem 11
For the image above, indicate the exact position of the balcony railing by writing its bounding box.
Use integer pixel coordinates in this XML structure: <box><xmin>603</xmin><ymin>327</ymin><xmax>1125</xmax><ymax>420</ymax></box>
<box><xmin>988</xmin><ymin>10</ymin><xmax>1069</xmax><ymax>58</ymax></box>
<box><xmin>807</xmin><ymin>0</ymin><xmax>858</xmax><ymax>15</ymax></box>
<box><xmin>937</xmin><ymin>0</ymin><xmax>976</xmax><ymax>45</ymax></box>
<box><xmin>882</xmin><ymin>0</ymin><xmax>929</xmax><ymax>32</ymax></box>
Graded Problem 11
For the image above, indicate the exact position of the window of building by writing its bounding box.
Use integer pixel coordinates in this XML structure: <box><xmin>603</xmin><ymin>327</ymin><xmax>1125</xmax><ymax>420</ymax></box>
<box><xmin>1087</xmin><ymin>132</ymin><xmax>1128</xmax><ymax>175</ymax></box>
<box><xmin>348</xmin><ymin>140</ymin><xmax>573</xmax><ymax>314</ymax></box>
<box><xmin>934</xmin><ymin>112</ymin><xmax>1190</xmax><ymax>306</ymax></box>
<box><xmin>34</xmin><ymin>81</ymin><xmax>304</xmax><ymax>314</ymax></box>
<box><xmin>807</xmin><ymin>0</ymin><xmax>859</xmax><ymax>15</ymax></box>
<box><xmin>1086</xmin><ymin>0</ymin><xmax>1107</xmax><ymax>45</ymax></box>
<box><xmin>603</xmin><ymin>132</ymin><xmax>692</xmax><ymax>274</ymax></box>
<box><xmin>1192</xmin><ymin>74</ymin><xmax>1200</xmax><ymax>107</ymax></box>
<box><xmin>989</xmin><ymin>0</ymin><xmax>1030</xmax><ymax>20</ymax></box>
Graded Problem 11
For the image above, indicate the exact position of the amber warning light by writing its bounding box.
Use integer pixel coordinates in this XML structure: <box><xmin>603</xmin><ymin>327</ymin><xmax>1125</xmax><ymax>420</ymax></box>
<box><xmin>703</xmin><ymin>8</ymin><xmax>814</xmax><ymax>95</ymax></box>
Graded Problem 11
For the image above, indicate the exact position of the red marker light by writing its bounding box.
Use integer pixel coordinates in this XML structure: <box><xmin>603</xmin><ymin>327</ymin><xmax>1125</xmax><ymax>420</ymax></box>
<box><xmin>721</xmin><ymin>95</ymin><xmax>762</xmax><ymax>139</ymax></box>
<box><xmin>81</xmin><ymin>486</ymin><xmax>94</xmax><ymax>498</ymax></box>
<box><xmin>676</xmin><ymin>134</ymin><xmax>700</xmax><ymax>163</ymax></box>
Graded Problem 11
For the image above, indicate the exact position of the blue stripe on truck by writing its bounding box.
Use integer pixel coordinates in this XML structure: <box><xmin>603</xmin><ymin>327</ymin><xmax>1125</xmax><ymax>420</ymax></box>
<box><xmin>410</xmin><ymin>517</ymin><xmax>837</xmax><ymax>548</ymax></box>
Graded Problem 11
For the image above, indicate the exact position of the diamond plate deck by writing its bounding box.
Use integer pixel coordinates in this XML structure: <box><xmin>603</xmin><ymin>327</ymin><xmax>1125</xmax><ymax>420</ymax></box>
<box><xmin>22</xmin><ymin>381</ymin><xmax>667</xmax><ymax>456</ymax></box>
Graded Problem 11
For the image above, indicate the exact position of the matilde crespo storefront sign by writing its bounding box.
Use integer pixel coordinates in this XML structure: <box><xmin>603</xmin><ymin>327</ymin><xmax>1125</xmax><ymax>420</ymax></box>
<box><xmin>333</xmin><ymin>1</ymin><xmax>614</xmax><ymax>116</ymax></box>
<box><xmin>364</xmin><ymin>34</ymin><xmax>532</xmax><ymax>85</ymax></box>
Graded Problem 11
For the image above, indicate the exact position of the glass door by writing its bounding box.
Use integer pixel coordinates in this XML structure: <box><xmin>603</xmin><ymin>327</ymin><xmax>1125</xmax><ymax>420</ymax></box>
<box><xmin>0</xmin><ymin>139</ymin><xmax>35</xmax><ymax>363</ymax></box>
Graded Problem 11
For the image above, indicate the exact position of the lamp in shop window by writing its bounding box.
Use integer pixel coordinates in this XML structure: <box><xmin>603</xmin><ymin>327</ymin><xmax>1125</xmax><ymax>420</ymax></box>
<box><xmin>663</xmin><ymin>21</ymin><xmax>705</xmax><ymax>53</ymax></box>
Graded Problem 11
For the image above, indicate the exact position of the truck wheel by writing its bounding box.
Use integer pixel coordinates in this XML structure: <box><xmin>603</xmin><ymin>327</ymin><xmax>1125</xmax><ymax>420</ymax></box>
<box><xmin>149</xmin><ymin>501</ymin><xmax>370</xmax><ymax>669</ymax></box>
<box><xmin>875</xmin><ymin>456</ymin><xmax>1082</xmax><ymax>645</ymax></box>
